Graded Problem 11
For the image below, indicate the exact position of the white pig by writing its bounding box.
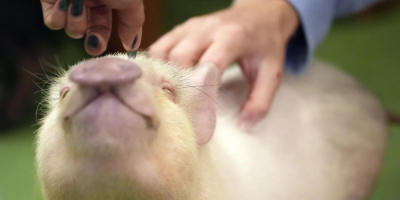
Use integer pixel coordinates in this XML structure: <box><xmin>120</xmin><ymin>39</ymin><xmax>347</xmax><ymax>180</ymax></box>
<box><xmin>36</xmin><ymin>53</ymin><xmax>387</xmax><ymax>200</ymax></box>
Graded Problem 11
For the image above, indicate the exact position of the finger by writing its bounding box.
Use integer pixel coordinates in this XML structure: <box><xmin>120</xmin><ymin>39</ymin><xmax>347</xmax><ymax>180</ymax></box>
<box><xmin>127</xmin><ymin>28</ymin><xmax>142</xmax><ymax>53</ymax></box>
<box><xmin>117</xmin><ymin>1</ymin><xmax>145</xmax><ymax>51</ymax></box>
<box><xmin>168</xmin><ymin>33</ymin><xmax>212</xmax><ymax>68</ymax></box>
<box><xmin>41</xmin><ymin>0</ymin><xmax>67</xmax><ymax>30</ymax></box>
<box><xmin>65</xmin><ymin>0</ymin><xmax>87</xmax><ymax>39</ymax></box>
<box><xmin>199</xmin><ymin>33</ymin><xmax>242</xmax><ymax>71</ymax></box>
<box><xmin>238</xmin><ymin>54</ymin><xmax>284</xmax><ymax>131</ymax></box>
<box><xmin>148</xmin><ymin>25</ymin><xmax>187</xmax><ymax>60</ymax></box>
<box><xmin>85</xmin><ymin>6</ymin><xmax>112</xmax><ymax>56</ymax></box>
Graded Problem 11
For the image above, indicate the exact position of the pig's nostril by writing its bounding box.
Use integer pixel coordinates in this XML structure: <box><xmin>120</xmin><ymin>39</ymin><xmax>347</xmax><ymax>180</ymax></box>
<box><xmin>69</xmin><ymin>57</ymin><xmax>142</xmax><ymax>87</ymax></box>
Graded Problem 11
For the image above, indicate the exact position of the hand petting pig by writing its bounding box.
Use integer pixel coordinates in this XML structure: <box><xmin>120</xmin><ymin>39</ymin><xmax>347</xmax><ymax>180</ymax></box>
<box><xmin>149</xmin><ymin>0</ymin><xmax>300</xmax><ymax>130</ymax></box>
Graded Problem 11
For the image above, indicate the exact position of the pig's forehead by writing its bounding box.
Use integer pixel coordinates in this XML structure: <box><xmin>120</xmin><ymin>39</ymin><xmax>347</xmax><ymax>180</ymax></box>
<box><xmin>109</xmin><ymin>53</ymin><xmax>194</xmax><ymax>80</ymax></box>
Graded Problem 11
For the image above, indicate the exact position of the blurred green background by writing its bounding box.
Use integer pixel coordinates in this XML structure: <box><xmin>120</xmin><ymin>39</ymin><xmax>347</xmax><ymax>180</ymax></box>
<box><xmin>0</xmin><ymin>1</ymin><xmax>399</xmax><ymax>199</ymax></box>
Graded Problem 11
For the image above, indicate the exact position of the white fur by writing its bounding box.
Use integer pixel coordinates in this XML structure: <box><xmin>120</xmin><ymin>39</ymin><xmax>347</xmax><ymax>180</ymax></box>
<box><xmin>36</xmin><ymin>54</ymin><xmax>387</xmax><ymax>200</ymax></box>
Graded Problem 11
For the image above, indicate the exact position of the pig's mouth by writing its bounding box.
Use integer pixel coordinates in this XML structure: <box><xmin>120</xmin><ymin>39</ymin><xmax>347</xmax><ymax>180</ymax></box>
<box><xmin>63</xmin><ymin>86</ymin><xmax>159</xmax><ymax>130</ymax></box>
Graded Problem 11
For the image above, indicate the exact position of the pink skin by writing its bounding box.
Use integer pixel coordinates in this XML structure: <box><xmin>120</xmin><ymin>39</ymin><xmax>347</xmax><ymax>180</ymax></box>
<box><xmin>40</xmin><ymin>0</ymin><xmax>144</xmax><ymax>56</ymax></box>
<box><xmin>39</xmin><ymin>56</ymin><xmax>219</xmax><ymax>199</ymax></box>
<box><xmin>69</xmin><ymin>57</ymin><xmax>143</xmax><ymax>88</ymax></box>
<box><xmin>149</xmin><ymin>0</ymin><xmax>300</xmax><ymax>131</ymax></box>
<box><xmin>66</xmin><ymin>58</ymin><xmax>156</xmax><ymax>121</ymax></box>
<box><xmin>63</xmin><ymin>56</ymin><xmax>218</xmax><ymax>151</ymax></box>
<box><xmin>63</xmin><ymin>58</ymin><xmax>160</xmax><ymax>159</ymax></box>
<box><xmin>41</xmin><ymin>0</ymin><xmax>299</xmax><ymax>131</ymax></box>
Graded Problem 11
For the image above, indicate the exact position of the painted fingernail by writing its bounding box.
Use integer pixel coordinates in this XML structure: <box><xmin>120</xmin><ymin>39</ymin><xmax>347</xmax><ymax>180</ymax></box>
<box><xmin>131</xmin><ymin>35</ymin><xmax>138</xmax><ymax>50</ymax></box>
<box><xmin>127</xmin><ymin>51</ymin><xmax>137</xmax><ymax>58</ymax></box>
<box><xmin>87</xmin><ymin>35</ymin><xmax>99</xmax><ymax>49</ymax></box>
<box><xmin>71</xmin><ymin>0</ymin><xmax>83</xmax><ymax>16</ymax></box>
<box><xmin>59</xmin><ymin>0</ymin><xmax>69</xmax><ymax>11</ymax></box>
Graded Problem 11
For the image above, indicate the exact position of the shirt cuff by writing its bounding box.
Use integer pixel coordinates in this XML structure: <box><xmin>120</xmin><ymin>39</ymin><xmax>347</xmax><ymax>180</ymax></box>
<box><xmin>284</xmin><ymin>0</ymin><xmax>336</xmax><ymax>74</ymax></box>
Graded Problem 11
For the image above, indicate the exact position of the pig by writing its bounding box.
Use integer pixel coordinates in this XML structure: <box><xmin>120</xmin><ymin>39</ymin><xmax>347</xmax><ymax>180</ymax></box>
<box><xmin>36</xmin><ymin>52</ymin><xmax>387</xmax><ymax>200</ymax></box>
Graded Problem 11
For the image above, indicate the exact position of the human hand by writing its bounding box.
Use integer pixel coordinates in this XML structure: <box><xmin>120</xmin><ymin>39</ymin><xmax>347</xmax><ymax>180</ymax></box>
<box><xmin>149</xmin><ymin>0</ymin><xmax>299</xmax><ymax>130</ymax></box>
<box><xmin>40</xmin><ymin>0</ymin><xmax>144</xmax><ymax>56</ymax></box>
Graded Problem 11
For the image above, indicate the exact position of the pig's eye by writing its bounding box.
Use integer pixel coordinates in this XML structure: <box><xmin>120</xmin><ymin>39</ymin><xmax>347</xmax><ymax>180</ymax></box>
<box><xmin>59</xmin><ymin>86</ymin><xmax>70</xmax><ymax>100</ymax></box>
<box><xmin>162</xmin><ymin>81</ymin><xmax>176</xmax><ymax>101</ymax></box>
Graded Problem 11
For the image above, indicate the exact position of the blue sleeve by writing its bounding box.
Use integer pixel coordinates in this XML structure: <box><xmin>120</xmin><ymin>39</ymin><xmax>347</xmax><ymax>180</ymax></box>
<box><xmin>284</xmin><ymin>0</ymin><xmax>384</xmax><ymax>73</ymax></box>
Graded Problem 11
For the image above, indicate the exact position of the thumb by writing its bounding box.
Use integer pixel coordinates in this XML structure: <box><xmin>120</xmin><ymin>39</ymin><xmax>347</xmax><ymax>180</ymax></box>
<box><xmin>238</xmin><ymin>55</ymin><xmax>284</xmax><ymax>131</ymax></box>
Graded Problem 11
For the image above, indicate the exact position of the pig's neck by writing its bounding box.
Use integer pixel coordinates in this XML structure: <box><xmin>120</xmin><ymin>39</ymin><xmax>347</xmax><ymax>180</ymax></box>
<box><xmin>194</xmin><ymin>144</ymin><xmax>229</xmax><ymax>200</ymax></box>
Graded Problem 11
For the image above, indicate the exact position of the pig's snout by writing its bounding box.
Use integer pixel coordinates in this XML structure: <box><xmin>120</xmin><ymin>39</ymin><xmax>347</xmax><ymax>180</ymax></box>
<box><xmin>70</xmin><ymin>57</ymin><xmax>142</xmax><ymax>88</ymax></box>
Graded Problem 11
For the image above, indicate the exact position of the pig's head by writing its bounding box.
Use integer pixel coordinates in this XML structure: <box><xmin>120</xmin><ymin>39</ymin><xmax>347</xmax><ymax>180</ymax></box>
<box><xmin>36</xmin><ymin>53</ymin><xmax>219</xmax><ymax>200</ymax></box>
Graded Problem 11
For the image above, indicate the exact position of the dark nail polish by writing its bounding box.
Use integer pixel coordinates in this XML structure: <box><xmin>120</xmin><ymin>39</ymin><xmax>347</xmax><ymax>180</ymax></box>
<box><xmin>87</xmin><ymin>35</ymin><xmax>99</xmax><ymax>49</ymax></box>
<box><xmin>59</xmin><ymin>0</ymin><xmax>69</xmax><ymax>11</ymax></box>
<box><xmin>127</xmin><ymin>51</ymin><xmax>137</xmax><ymax>58</ymax></box>
<box><xmin>71</xmin><ymin>0</ymin><xmax>83</xmax><ymax>16</ymax></box>
<box><xmin>131</xmin><ymin>35</ymin><xmax>138</xmax><ymax>49</ymax></box>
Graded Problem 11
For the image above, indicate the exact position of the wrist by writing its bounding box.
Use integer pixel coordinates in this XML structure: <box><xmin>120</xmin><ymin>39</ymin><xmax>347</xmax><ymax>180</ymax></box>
<box><xmin>232</xmin><ymin>0</ymin><xmax>300</xmax><ymax>41</ymax></box>
<box><xmin>279</xmin><ymin>0</ymin><xmax>300</xmax><ymax>41</ymax></box>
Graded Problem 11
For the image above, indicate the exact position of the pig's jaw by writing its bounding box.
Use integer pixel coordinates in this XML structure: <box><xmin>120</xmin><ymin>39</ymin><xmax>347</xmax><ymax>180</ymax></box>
<box><xmin>38</xmin><ymin>113</ymin><xmax>204</xmax><ymax>200</ymax></box>
<box><xmin>39</xmin><ymin>91</ymin><xmax>204</xmax><ymax>200</ymax></box>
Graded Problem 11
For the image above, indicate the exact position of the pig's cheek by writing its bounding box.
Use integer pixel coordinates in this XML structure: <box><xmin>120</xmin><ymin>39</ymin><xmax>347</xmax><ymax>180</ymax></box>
<box><xmin>59</xmin><ymin>86</ymin><xmax>98</xmax><ymax>120</ymax></box>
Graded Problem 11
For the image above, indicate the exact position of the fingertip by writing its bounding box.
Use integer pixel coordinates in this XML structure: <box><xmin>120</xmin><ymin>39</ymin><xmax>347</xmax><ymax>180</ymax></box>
<box><xmin>65</xmin><ymin>3</ymin><xmax>87</xmax><ymax>39</ymax></box>
<box><xmin>45</xmin><ymin>19</ymin><xmax>64</xmax><ymax>30</ymax></box>
<box><xmin>238</xmin><ymin>99</ymin><xmax>271</xmax><ymax>131</ymax></box>
<box><xmin>65</xmin><ymin>29</ymin><xmax>85</xmax><ymax>39</ymax></box>
<box><xmin>85</xmin><ymin>6</ymin><xmax>112</xmax><ymax>56</ymax></box>
<box><xmin>121</xmin><ymin>30</ymin><xmax>142</xmax><ymax>51</ymax></box>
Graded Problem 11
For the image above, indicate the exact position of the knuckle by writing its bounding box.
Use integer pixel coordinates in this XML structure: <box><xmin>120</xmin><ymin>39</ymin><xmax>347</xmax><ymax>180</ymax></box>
<box><xmin>137</xmin><ymin>15</ymin><xmax>145</xmax><ymax>25</ymax></box>
<box><xmin>204</xmin><ymin>16</ymin><xmax>222</xmax><ymax>27</ymax></box>
<box><xmin>225</xmin><ymin>23</ymin><xmax>248</xmax><ymax>38</ymax></box>
<box><xmin>171</xmin><ymin>24</ymin><xmax>185</xmax><ymax>34</ymax></box>
<box><xmin>186</xmin><ymin>17</ymin><xmax>201</xmax><ymax>25</ymax></box>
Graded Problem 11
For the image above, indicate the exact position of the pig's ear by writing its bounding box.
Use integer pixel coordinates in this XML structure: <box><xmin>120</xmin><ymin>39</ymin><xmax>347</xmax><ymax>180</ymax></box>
<box><xmin>188</xmin><ymin>64</ymin><xmax>220</xmax><ymax>145</ymax></box>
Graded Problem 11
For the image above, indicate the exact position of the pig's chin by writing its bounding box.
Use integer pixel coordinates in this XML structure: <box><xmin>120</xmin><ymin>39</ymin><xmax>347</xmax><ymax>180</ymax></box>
<box><xmin>67</xmin><ymin>92</ymin><xmax>151</xmax><ymax>157</ymax></box>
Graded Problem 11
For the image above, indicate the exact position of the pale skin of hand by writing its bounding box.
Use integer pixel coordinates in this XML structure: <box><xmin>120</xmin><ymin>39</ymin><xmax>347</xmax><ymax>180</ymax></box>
<box><xmin>149</xmin><ymin>0</ymin><xmax>300</xmax><ymax>130</ymax></box>
<box><xmin>40</xmin><ymin>0</ymin><xmax>145</xmax><ymax>56</ymax></box>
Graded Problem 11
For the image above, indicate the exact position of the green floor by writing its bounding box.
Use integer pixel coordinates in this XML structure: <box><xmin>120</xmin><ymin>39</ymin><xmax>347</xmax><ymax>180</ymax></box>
<box><xmin>1</xmin><ymin>5</ymin><xmax>399</xmax><ymax>200</ymax></box>
<box><xmin>315</xmin><ymin>6</ymin><xmax>400</xmax><ymax>199</ymax></box>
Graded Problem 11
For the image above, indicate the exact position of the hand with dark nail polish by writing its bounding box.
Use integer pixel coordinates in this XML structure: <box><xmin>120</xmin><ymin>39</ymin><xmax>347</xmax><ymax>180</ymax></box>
<box><xmin>40</xmin><ymin>0</ymin><xmax>145</xmax><ymax>56</ymax></box>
